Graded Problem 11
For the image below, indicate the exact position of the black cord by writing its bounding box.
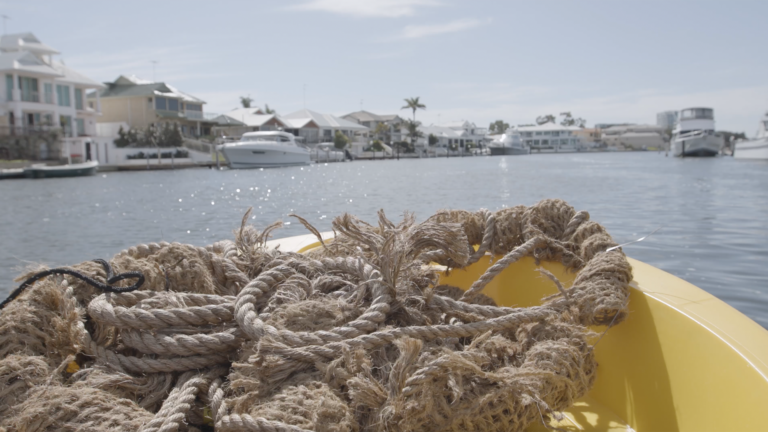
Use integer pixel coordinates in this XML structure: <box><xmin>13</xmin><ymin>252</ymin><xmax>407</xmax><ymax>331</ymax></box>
<box><xmin>0</xmin><ymin>259</ymin><xmax>144</xmax><ymax>311</ymax></box>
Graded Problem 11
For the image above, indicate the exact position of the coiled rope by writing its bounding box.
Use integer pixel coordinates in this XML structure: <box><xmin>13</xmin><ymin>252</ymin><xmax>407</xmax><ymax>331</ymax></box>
<box><xmin>0</xmin><ymin>199</ymin><xmax>631</xmax><ymax>432</ymax></box>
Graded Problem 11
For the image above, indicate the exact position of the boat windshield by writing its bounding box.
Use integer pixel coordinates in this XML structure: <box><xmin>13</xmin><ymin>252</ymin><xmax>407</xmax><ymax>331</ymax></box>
<box><xmin>242</xmin><ymin>135</ymin><xmax>293</xmax><ymax>143</ymax></box>
<box><xmin>681</xmin><ymin>108</ymin><xmax>713</xmax><ymax>120</ymax></box>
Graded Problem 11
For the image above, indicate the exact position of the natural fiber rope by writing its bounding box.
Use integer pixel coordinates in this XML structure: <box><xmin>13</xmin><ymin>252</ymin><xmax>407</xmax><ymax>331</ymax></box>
<box><xmin>0</xmin><ymin>199</ymin><xmax>631</xmax><ymax>432</ymax></box>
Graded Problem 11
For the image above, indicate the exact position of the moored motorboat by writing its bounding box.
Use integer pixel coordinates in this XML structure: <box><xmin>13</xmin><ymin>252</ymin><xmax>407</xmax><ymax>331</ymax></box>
<box><xmin>23</xmin><ymin>160</ymin><xmax>99</xmax><ymax>179</ymax></box>
<box><xmin>671</xmin><ymin>107</ymin><xmax>724</xmax><ymax>157</ymax></box>
<box><xmin>217</xmin><ymin>131</ymin><xmax>311</xmax><ymax>169</ymax></box>
<box><xmin>734</xmin><ymin>110</ymin><xmax>768</xmax><ymax>160</ymax></box>
<box><xmin>488</xmin><ymin>129</ymin><xmax>530</xmax><ymax>155</ymax></box>
<box><xmin>0</xmin><ymin>168</ymin><xmax>25</xmax><ymax>180</ymax></box>
<box><xmin>272</xmin><ymin>232</ymin><xmax>768</xmax><ymax>431</ymax></box>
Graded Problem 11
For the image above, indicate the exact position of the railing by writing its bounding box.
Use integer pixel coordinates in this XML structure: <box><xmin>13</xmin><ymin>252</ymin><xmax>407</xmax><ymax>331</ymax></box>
<box><xmin>183</xmin><ymin>111</ymin><xmax>221</xmax><ymax>121</ymax></box>
<box><xmin>0</xmin><ymin>125</ymin><xmax>62</xmax><ymax>136</ymax></box>
<box><xmin>21</xmin><ymin>91</ymin><xmax>40</xmax><ymax>103</ymax></box>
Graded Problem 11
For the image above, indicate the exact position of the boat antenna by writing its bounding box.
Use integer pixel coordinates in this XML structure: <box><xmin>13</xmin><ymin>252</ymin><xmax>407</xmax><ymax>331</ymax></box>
<box><xmin>1</xmin><ymin>15</ymin><xmax>9</xmax><ymax>35</ymax></box>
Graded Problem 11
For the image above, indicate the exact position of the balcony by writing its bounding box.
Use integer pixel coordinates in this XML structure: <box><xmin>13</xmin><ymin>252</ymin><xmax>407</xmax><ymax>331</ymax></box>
<box><xmin>20</xmin><ymin>91</ymin><xmax>40</xmax><ymax>103</ymax></box>
<box><xmin>0</xmin><ymin>125</ymin><xmax>62</xmax><ymax>136</ymax></box>
<box><xmin>184</xmin><ymin>111</ymin><xmax>221</xmax><ymax>121</ymax></box>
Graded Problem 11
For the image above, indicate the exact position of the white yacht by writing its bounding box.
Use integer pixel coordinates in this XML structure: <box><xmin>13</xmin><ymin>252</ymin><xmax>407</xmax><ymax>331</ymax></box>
<box><xmin>671</xmin><ymin>108</ymin><xmax>724</xmax><ymax>157</ymax></box>
<box><xmin>488</xmin><ymin>129</ymin><xmax>530</xmax><ymax>155</ymax></box>
<box><xmin>217</xmin><ymin>131</ymin><xmax>311</xmax><ymax>169</ymax></box>
<box><xmin>733</xmin><ymin>111</ymin><xmax>768</xmax><ymax>160</ymax></box>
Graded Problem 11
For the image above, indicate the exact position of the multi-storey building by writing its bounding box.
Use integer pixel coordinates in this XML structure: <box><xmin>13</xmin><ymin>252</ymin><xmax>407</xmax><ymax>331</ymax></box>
<box><xmin>342</xmin><ymin>110</ymin><xmax>405</xmax><ymax>143</ymax></box>
<box><xmin>92</xmin><ymin>75</ymin><xmax>217</xmax><ymax>138</ymax></box>
<box><xmin>0</xmin><ymin>32</ymin><xmax>105</xmax><ymax>161</ymax></box>
<box><xmin>517</xmin><ymin>123</ymin><xmax>583</xmax><ymax>152</ymax></box>
<box><xmin>657</xmin><ymin>110</ymin><xmax>678</xmax><ymax>131</ymax></box>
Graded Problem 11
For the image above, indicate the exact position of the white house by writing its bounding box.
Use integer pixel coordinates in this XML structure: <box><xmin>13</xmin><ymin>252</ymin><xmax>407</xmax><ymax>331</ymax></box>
<box><xmin>281</xmin><ymin>109</ymin><xmax>369</xmax><ymax>152</ymax></box>
<box><xmin>434</xmin><ymin>120</ymin><xmax>489</xmax><ymax>148</ymax></box>
<box><xmin>0</xmin><ymin>32</ymin><xmax>105</xmax><ymax>161</ymax></box>
<box><xmin>342</xmin><ymin>110</ymin><xmax>405</xmax><ymax>143</ymax></box>
<box><xmin>517</xmin><ymin>123</ymin><xmax>584</xmax><ymax>152</ymax></box>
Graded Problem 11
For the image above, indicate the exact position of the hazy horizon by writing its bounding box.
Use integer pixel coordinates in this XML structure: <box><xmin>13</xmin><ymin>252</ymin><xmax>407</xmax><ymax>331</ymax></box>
<box><xmin>4</xmin><ymin>0</ymin><xmax>767</xmax><ymax>134</ymax></box>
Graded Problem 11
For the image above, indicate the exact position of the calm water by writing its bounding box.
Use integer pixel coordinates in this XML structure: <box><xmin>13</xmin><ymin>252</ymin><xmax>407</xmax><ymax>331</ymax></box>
<box><xmin>1</xmin><ymin>153</ymin><xmax>767</xmax><ymax>327</ymax></box>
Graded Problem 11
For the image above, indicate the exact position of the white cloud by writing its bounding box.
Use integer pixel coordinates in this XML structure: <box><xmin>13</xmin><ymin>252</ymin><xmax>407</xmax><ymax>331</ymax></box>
<box><xmin>289</xmin><ymin>0</ymin><xmax>440</xmax><ymax>18</ymax></box>
<box><xmin>399</xmin><ymin>18</ymin><xmax>484</xmax><ymax>39</ymax></box>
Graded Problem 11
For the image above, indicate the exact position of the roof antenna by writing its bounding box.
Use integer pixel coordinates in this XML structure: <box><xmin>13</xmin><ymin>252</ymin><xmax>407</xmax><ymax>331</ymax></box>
<box><xmin>150</xmin><ymin>60</ymin><xmax>158</xmax><ymax>82</ymax></box>
<box><xmin>1</xmin><ymin>15</ymin><xmax>9</xmax><ymax>35</ymax></box>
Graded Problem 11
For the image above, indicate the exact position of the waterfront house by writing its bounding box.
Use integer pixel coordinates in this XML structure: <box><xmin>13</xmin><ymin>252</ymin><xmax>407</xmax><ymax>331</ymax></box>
<box><xmin>416</xmin><ymin>124</ymin><xmax>469</xmax><ymax>155</ymax></box>
<box><xmin>211</xmin><ymin>108</ymin><xmax>292</xmax><ymax>139</ymax></box>
<box><xmin>434</xmin><ymin>120</ymin><xmax>489</xmax><ymax>149</ymax></box>
<box><xmin>91</xmin><ymin>75</ymin><xmax>217</xmax><ymax>138</ymax></box>
<box><xmin>601</xmin><ymin>124</ymin><xmax>666</xmax><ymax>150</ymax></box>
<box><xmin>517</xmin><ymin>123</ymin><xmax>584</xmax><ymax>152</ymax></box>
<box><xmin>342</xmin><ymin>110</ymin><xmax>405</xmax><ymax>143</ymax></box>
<box><xmin>0</xmin><ymin>32</ymin><xmax>105</xmax><ymax>161</ymax></box>
<box><xmin>281</xmin><ymin>109</ymin><xmax>369</xmax><ymax>150</ymax></box>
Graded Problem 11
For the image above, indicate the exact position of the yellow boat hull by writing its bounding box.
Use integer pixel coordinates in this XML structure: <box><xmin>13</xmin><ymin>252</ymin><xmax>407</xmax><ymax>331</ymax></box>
<box><xmin>272</xmin><ymin>234</ymin><xmax>768</xmax><ymax>431</ymax></box>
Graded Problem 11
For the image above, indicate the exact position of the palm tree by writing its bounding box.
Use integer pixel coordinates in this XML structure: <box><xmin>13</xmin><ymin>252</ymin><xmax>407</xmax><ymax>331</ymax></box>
<box><xmin>401</xmin><ymin>97</ymin><xmax>426</xmax><ymax>122</ymax></box>
<box><xmin>264</xmin><ymin>104</ymin><xmax>276</xmax><ymax>114</ymax></box>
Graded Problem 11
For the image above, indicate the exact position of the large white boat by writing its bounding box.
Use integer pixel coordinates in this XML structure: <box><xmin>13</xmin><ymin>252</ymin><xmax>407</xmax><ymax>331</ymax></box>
<box><xmin>488</xmin><ymin>129</ymin><xmax>530</xmax><ymax>155</ymax></box>
<box><xmin>671</xmin><ymin>107</ymin><xmax>724</xmax><ymax>157</ymax></box>
<box><xmin>217</xmin><ymin>131</ymin><xmax>311</xmax><ymax>169</ymax></box>
<box><xmin>734</xmin><ymin>111</ymin><xmax>768</xmax><ymax>160</ymax></box>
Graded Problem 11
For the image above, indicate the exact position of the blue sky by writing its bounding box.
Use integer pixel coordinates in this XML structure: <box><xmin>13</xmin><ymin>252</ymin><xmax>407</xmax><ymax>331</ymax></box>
<box><xmin>4</xmin><ymin>0</ymin><xmax>767</xmax><ymax>134</ymax></box>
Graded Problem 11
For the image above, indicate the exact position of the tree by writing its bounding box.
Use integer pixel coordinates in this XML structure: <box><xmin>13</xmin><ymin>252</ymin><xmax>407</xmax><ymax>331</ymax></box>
<box><xmin>489</xmin><ymin>120</ymin><xmax>510</xmax><ymax>134</ymax></box>
<box><xmin>374</xmin><ymin>122</ymin><xmax>390</xmax><ymax>144</ymax></box>
<box><xmin>264</xmin><ymin>104</ymin><xmax>276</xmax><ymax>114</ymax></box>
<box><xmin>405</xmin><ymin>120</ymin><xmax>423</xmax><ymax>148</ymax></box>
<box><xmin>333</xmin><ymin>130</ymin><xmax>349</xmax><ymax>150</ymax></box>
<box><xmin>428</xmin><ymin>133</ymin><xmax>439</xmax><ymax>147</ymax></box>
<box><xmin>536</xmin><ymin>114</ymin><xmax>556</xmax><ymax>125</ymax></box>
<box><xmin>559</xmin><ymin>112</ymin><xmax>587</xmax><ymax>128</ymax></box>
<box><xmin>401</xmin><ymin>97</ymin><xmax>426</xmax><ymax>121</ymax></box>
<box><xmin>240</xmin><ymin>96</ymin><xmax>253</xmax><ymax>108</ymax></box>
<box><xmin>370</xmin><ymin>139</ymin><xmax>384</xmax><ymax>159</ymax></box>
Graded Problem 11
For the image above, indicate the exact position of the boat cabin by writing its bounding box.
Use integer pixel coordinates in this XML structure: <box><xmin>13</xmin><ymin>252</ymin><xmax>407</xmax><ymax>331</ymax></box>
<box><xmin>239</xmin><ymin>131</ymin><xmax>297</xmax><ymax>144</ymax></box>
<box><xmin>675</xmin><ymin>107</ymin><xmax>716</xmax><ymax>135</ymax></box>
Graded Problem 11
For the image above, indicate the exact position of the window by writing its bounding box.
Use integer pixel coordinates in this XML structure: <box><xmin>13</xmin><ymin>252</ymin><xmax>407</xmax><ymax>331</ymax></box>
<box><xmin>543</xmin><ymin>131</ymin><xmax>550</xmax><ymax>136</ymax></box>
<box><xmin>155</xmin><ymin>96</ymin><xmax>167</xmax><ymax>110</ymax></box>
<box><xmin>5</xmin><ymin>75</ymin><xmax>12</xmax><ymax>101</ymax></box>
<box><xmin>75</xmin><ymin>118</ymin><xmax>85</xmax><ymax>135</ymax></box>
<box><xmin>167</xmin><ymin>98</ymin><xmax>179</xmax><ymax>111</ymax></box>
<box><xmin>75</xmin><ymin>88</ymin><xmax>83</xmax><ymax>110</ymax></box>
<box><xmin>535</xmin><ymin>132</ymin><xmax>542</xmax><ymax>136</ymax></box>
<box><xmin>764</xmin><ymin>121</ymin><xmax>768</xmax><ymax>130</ymax></box>
<box><xmin>542</xmin><ymin>139</ymin><xmax>549</xmax><ymax>145</ymax></box>
<box><xmin>533</xmin><ymin>140</ymin><xmax>540</xmax><ymax>145</ymax></box>
<box><xmin>44</xmin><ymin>83</ymin><xmax>53</xmax><ymax>104</ymax></box>
<box><xmin>19</xmin><ymin>77</ymin><xmax>39</xmax><ymax>102</ymax></box>
<box><xmin>56</xmin><ymin>85</ymin><xmax>70</xmax><ymax>106</ymax></box>
<box><xmin>186</xmin><ymin>103</ymin><xmax>202</xmax><ymax>111</ymax></box>
<box><xmin>551</xmin><ymin>131</ymin><xmax>559</xmax><ymax>137</ymax></box>
<box><xmin>60</xmin><ymin>115</ymin><xmax>72</xmax><ymax>136</ymax></box>
<box><xmin>560</xmin><ymin>139</ymin><xmax>568</xmax><ymax>145</ymax></box>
